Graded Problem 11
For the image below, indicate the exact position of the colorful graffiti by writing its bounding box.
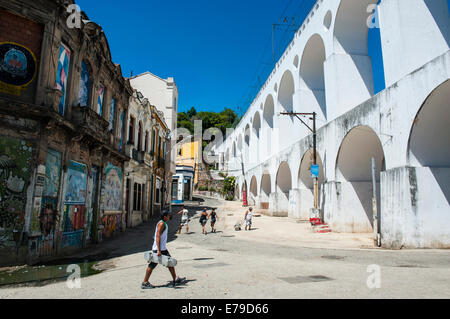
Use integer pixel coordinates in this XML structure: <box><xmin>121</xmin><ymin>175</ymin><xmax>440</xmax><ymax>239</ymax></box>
<box><xmin>63</xmin><ymin>204</ymin><xmax>85</xmax><ymax>232</ymax></box>
<box><xmin>101</xmin><ymin>163</ymin><xmax>122</xmax><ymax>211</ymax></box>
<box><xmin>43</xmin><ymin>149</ymin><xmax>61</xmax><ymax>198</ymax></box>
<box><xmin>101</xmin><ymin>214</ymin><xmax>121</xmax><ymax>238</ymax></box>
<box><xmin>0</xmin><ymin>42</ymin><xmax>38</xmax><ymax>96</ymax></box>
<box><xmin>86</xmin><ymin>165</ymin><xmax>99</xmax><ymax>242</ymax></box>
<box><xmin>0</xmin><ymin>137</ymin><xmax>32</xmax><ymax>247</ymax></box>
<box><xmin>61</xmin><ymin>161</ymin><xmax>87</xmax><ymax>249</ymax></box>
<box><xmin>64</xmin><ymin>161</ymin><xmax>87</xmax><ymax>204</ymax></box>
<box><xmin>61</xmin><ymin>229</ymin><xmax>83</xmax><ymax>249</ymax></box>
<box><xmin>78</xmin><ymin>60</ymin><xmax>90</xmax><ymax>107</ymax></box>
<box><xmin>55</xmin><ymin>44</ymin><xmax>71</xmax><ymax>115</ymax></box>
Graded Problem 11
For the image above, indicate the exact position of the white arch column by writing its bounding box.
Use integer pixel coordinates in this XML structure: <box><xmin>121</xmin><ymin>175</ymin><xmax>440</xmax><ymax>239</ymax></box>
<box><xmin>379</xmin><ymin>0</ymin><xmax>450</xmax><ymax>87</ymax></box>
<box><xmin>325</xmin><ymin>0</ymin><xmax>378</xmax><ymax>121</ymax></box>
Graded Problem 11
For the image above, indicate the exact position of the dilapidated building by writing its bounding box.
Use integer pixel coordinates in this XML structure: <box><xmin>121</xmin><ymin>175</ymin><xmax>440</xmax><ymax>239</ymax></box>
<box><xmin>0</xmin><ymin>0</ymin><xmax>133</xmax><ymax>265</ymax></box>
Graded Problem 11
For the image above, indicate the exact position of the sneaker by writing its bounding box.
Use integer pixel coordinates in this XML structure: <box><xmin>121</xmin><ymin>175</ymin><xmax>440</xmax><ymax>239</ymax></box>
<box><xmin>141</xmin><ymin>282</ymin><xmax>154</xmax><ymax>289</ymax></box>
<box><xmin>170</xmin><ymin>277</ymin><xmax>186</xmax><ymax>288</ymax></box>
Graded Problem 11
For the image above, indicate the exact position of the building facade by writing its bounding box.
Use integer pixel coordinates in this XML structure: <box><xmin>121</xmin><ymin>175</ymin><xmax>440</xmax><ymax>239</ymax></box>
<box><xmin>123</xmin><ymin>90</ymin><xmax>172</xmax><ymax>227</ymax></box>
<box><xmin>213</xmin><ymin>0</ymin><xmax>450</xmax><ymax>249</ymax></box>
<box><xmin>0</xmin><ymin>0</ymin><xmax>173</xmax><ymax>266</ymax></box>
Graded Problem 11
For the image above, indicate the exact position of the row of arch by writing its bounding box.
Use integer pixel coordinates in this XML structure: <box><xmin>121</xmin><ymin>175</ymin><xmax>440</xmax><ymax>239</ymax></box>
<box><xmin>235</xmin><ymin>79</ymin><xmax>450</xmax><ymax>228</ymax></box>
<box><xmin>225</xmin><ymin>0</ymin><xmax>385</xmax><ymax>165</ymax></box>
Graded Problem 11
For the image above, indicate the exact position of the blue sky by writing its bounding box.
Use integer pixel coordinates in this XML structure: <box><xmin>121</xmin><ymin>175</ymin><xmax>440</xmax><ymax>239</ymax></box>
<box><xmin>76</xmin><ymin>0</ymin><xmax>384</xmax><ymax>116</ymax></box>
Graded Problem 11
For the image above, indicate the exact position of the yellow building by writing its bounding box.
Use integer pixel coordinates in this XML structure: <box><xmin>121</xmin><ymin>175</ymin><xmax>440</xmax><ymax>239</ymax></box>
<box><xmin>176</xmin><ymin>140</ymin><xmax>201</xmax><ymax>184</ymax></box>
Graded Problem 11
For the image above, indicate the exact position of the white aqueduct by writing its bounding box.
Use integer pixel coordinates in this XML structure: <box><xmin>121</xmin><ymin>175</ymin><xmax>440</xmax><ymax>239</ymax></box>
<box><xmin>212</xmin><ymin>0</ymin><xmax>450</xmax><ymax>249</ymax></box>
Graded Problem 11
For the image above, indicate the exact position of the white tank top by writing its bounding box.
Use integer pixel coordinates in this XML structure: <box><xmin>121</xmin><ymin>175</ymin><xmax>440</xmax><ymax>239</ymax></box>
<box><xmin>152</xmin><ymin>221</ymin><xmax>168</xmax><ymax>251</ymax></box>
<box><xmin>246</xmin><ymin>211</ymin><xmax>253</xmax><ymax>220</ymax></box>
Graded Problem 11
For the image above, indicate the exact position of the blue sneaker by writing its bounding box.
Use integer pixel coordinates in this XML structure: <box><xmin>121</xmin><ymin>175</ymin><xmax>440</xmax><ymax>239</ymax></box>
<box><xmin>141</xmin><ymin>282</ymin><xmax>154</xmax><ymax>289</ymax></box>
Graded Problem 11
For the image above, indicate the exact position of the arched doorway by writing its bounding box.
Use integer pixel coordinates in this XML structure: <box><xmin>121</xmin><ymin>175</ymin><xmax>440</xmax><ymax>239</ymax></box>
<box><xmin>277</xmin><ymin>70</ymin><xmax>296</xmax><ymax>151</ymax></box>
<box><xmin>335</xmin><ymin>126</ymin><xmax>385</xmax><ymax>232</ymax></box>
<box><xmin>260</xmin><ymin>172</ymin><xmax>271</xmax><ymax>210</ymax></box>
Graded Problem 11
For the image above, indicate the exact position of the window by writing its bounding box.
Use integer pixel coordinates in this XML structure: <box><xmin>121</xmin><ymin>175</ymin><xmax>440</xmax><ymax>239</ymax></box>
<box><xmin>133</xmin><ymin>183</ymin><xmax>145</xmax><ymax>211</ymax></box>
<box><xmin>145</xmin><ymin>131</ymin><xmax>149</xmax><ymax>152</ymax></box>
<box><xmin>158</xmin><ymin>136</ymin><xmax>162</xmax><ymax>156</ymax></box>
<box><xmin>78</xmin><ymin>60</ymin><xmax>90</xmax><ymax>107</ymax></box>
<box><xmin>55</xmin><ymin>43</ymin><xmax>71</xmax><ymax>115</ymax></box>
<box><xmin>97</xmin><ymin>85</ymin><xmax>104</xmax><ymax>115</ymax></box>
<box><xmin>138</xmin><ymin>122</ymin><xmax>143</xmax><ymax>151</ymax></box>
<box><xmin>128</xmin><ymin>116</ymin><xmax>135</xmax><ymax>144</ymax></box>
<box><xmin>119</xmin><ymin>110</ymin><xmax>124</xmax><ymax>151</ymax></box>
<box><xmin>155</xmin><ymin>178</ymin><xmax>161</xmax><ymax>204</ymax></box>
<box><xmin>152</xmin><ymin>129</ymin><xmax>156</xmax><ymax>153</ymax></box>
<box><xmin>109</xmin><ymin>98</ymin><xmax>115</xmax><ymax>131</ymax></box>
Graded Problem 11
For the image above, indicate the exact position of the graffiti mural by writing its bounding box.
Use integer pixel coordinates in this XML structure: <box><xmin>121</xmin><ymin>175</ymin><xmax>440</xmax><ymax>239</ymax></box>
<box><xmin>86</xmin><ymin>165</ymin><xmax>99</xmax><ymax>242</ymax></box>
<box><xmin>0</xmin><ymin>137</ymin><xmax>32</xmax><ymax>247</ymax></box>
<box><xmin>62</xmin><ymin>160</ymin><xmax>87</xmax><ymax>249</ymax></box>
<box><xmin>0</xmin><ymin>42</ymin><xmax>38</xmax><ymax>96</ymax></box>
<box><xmin>55</xmin><ymin>43</ymin><xmax>71</xmax><ymax>115</ymax></box>
<box><xmin>101</xmin><ymin>163</ymin><xmax>122</xmax><ymax>211</ymax></box>
<box><xmin>65</xmin><ymin>161</ymin><xmax>87</xmax><ymax>204</ymax></box>
<box><xmin>101</xmin><ymin>213</ymin><xmax>121</xmax><ymax>238</ymax></box>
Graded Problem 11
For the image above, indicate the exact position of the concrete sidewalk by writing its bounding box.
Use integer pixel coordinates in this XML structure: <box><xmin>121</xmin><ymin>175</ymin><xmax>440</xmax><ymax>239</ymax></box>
<box><xmin>214</xmin><ymin>198</ymin><xmax>375</xmax><ymax>251</ymax></box>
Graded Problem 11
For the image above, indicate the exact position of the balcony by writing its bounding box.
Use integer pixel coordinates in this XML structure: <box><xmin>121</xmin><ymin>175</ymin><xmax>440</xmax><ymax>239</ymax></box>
<box><xmin>72</xmin><ymin>106</ymin><xmax>109</xmax><ymax>143</ymax></box>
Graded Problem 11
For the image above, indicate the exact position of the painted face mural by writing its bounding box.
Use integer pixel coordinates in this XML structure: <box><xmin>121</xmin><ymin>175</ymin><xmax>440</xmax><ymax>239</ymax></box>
<box><xmin>39</xmin><ymin>200</ymin><xmax>57</xmax><ymax>237</ymax></box>
<box><xmin>0</xmin><ymin>42</ymin><xmax>37</xmax><ymax>96</ymax></box>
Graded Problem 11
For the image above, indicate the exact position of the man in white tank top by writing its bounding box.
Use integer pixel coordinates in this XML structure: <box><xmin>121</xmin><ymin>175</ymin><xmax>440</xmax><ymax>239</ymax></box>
<box><xmin>142</xmin><ymin>211</ymin><xmax>185</xmax><ymax>289</ymax></box>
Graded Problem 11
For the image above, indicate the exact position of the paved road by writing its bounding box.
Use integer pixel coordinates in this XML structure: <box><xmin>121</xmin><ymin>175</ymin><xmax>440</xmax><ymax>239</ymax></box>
<box><xmin>1</xmin><ymin>195</ymin><xmax>450</xmax><ymax>299</ymax></box>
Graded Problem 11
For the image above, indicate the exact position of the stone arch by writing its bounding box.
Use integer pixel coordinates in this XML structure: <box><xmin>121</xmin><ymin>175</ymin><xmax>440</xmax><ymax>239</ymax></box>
<box><xmin>276</xmin><ymin>161</ymin><xmax>293</xmax><ymax>194</ymax></box>
<box><xmin>298</xmin><ymin>148</ymin><xmax>325</xmax><ymax>190</ymax></box>
<box><xmin>277</xmin><ymin>70</ymin><xmax>295</xmax><ymax>112</ymax></box>
<box><xmin>252</xmin><ymin>111</ymin><xmax>261</xmax><ymax>139</ymax></box>
<box><xmin>300</xmin><ymin>33</ymin><xmax>327</xmax><ymax>119</ymax></box>
<box><xmin>335</xmin><ymin>125</ymin><xmax>385</xmax><ymax>232</ymax></box>
<box><xmin>244</xmin><ymin>124</ymin><xmax>251</xmax><ymax>164</ymax></box>
<box><xmin>235</xmin><ymin>183</ymin><xmax>240</xmax><ymax>200</ymax></box>
<box><xmin>277</xmin><ymin>70</ymin><xmax>296</xmax><ymax>152</ymax></box>
<box><xmin>295</xmin><ymin>148</ymin><xmax>326</xmax><ymax>219</ymax></box>
<box><xmin>252</xmin><ymin>111</ymin><xmax>261</xmax><ymax>164</ymax></box>
<box><xmin>333</xmin><ymin>0</ymin><xmax>379</xmax><ymax>97</ymax></box>
<box><xmin>262</xmin><ymin>94</ymin><xmax>275</xmax><ymax>159</ymax></box>
<box><xmin>250</xmin><ymin>176</ymin><xmax>258</xmax><ymax>197</ymax></box>
<box><xmin>408</xmin><ymin>80</ymin><xmax>450</xmax><ymax>168</ymax></box>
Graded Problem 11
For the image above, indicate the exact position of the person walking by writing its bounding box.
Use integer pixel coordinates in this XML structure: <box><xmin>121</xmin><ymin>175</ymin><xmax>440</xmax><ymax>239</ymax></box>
<box><xmin>244</xmin><ymin>207</ymin><xmax>253</xmax><ymax>231</ymax></box>
<box><xmin>199</xmin><ymin>208</ymin><xmax>209</xmax><ymax>235</ymax></box>
<box><xmin>209</xmin><ymin>208</ymin><xmax>218</xmax><ymax>233</ymax></box>
<box><xmin>177</xmin><ymin>205</ymin><xmax>190</xmax><ymax>234</ymax></box>
<box><xmin>142</xmin><ymin>211</ymin><xmax>185</xmax><ymax>289</ymax></box>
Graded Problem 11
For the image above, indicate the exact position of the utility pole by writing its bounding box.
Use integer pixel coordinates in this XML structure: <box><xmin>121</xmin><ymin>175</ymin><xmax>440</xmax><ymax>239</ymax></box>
<box><xmin>280</xmin><ymin>112</ymin><xmax>319</xmax><ymax>211</ymax></box>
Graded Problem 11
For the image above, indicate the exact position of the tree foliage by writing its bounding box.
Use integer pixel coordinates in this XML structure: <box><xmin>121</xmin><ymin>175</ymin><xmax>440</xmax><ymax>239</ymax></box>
<box><xmin>177</xmin><ymin>106</ymin><xmax>240</xmax><ymax>137</ymax></box>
